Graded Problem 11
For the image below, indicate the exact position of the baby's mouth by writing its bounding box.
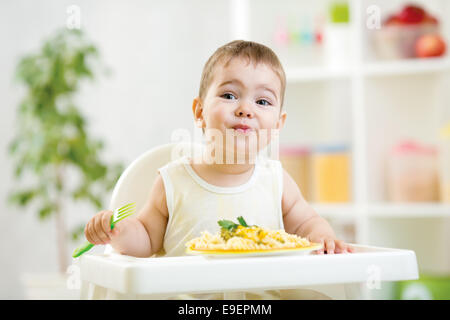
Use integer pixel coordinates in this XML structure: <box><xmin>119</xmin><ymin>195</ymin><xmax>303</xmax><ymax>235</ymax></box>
<box><xmin>232</xmin><ymin>124</ymin><xmax>254</xmax><ymax>134</ymax></box>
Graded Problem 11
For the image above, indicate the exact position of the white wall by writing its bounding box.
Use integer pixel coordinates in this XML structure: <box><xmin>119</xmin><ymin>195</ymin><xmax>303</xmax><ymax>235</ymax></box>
<box><xmin>0</xmin><ymin>0</ymin><xmax>231</xmax><ymax>298</ymax></box>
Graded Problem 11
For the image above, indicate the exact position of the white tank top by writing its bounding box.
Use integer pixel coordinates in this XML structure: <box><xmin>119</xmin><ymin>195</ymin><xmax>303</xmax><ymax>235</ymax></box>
<box><xmin>157</xmin><ymin>154</ymin><xmax>285</xmax><ymax>257</ymax></box>
<box><xmin>102</xmin><ymin>151</ymin><xmax>318</xmax><ymax>299</ymax></box>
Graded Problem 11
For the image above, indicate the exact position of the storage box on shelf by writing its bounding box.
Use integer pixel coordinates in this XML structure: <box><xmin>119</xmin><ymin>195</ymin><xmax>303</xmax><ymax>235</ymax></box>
<box><xmin>440</xmin><ymin>123</ymin><xmax>450</xmax><ymax>202</ymax></box>
<box><xmin>311</xmin><ymin>145</ymin><xmax>351</xmax><ymax>203</ymax></box>
<box><xmin>280</xmin><ymin>146</ymin><xmax>311</xmax><ymax>201</ymax></box>
<box><xmin>386</xmin><ymin>141</ymin><xmax>440</xmax><ymax>202</ymax></box>
<box><xmin>279</xmin><ymin>144</ymin><xmax>352</xmax><ymax>204</ymax></box>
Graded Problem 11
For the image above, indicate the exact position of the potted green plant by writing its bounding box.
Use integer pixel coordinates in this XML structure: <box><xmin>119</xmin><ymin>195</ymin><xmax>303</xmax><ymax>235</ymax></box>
<box><xmin>8</xmin><ymin>28</ymin><xmax>123</xmax><ymax>298</ymax></box>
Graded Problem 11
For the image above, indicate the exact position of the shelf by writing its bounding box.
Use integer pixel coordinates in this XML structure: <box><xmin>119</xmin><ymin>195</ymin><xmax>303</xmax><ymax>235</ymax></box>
<box><xmin>285</xmin><ymin>58</ymin><xmax>450</xmax><ymax>83</ymax></box>
<box><xmin>310</xmin><ymin>203</ymin><xmax>356</xmax><ymax>219</ymax></box>
<box><xmin>367</xmin><ymin>203</ymin><xmax>450</xmax><ymax>218</ymax></box>
<box><xmin>312</xmin><ymin>203</ymin><xmax>450</xmax><ymax>219</ymax></box>
<box><xmin>363</xmin><ymin>57</ymin><xmax>450</xmax><ymax>77</ymax></box>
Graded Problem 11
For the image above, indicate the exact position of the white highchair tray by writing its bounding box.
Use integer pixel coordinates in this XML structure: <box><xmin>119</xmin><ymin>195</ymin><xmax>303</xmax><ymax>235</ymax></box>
<box><xmin>79</xmin><ymin>244</ymin><xmax>418</xmax><ymax>296</ymax></box>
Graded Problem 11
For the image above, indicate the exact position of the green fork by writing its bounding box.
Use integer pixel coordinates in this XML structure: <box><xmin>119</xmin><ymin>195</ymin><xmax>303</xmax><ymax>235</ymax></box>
<box><xmin>72</xmin><ymin>202</ymin><xmax>136</xmax><ymax>258</ymax></box>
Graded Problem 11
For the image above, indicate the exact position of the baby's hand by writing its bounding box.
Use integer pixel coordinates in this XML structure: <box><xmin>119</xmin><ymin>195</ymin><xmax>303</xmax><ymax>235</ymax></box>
<box><xmin>84</xmin><ymin>210</ymin><xmax>114</xmax><ymax>245</ymax></box>
<box><xmin>308</xmin><ymin>236</ymin><xmax>354</xmax><ymax>255</ymax></box>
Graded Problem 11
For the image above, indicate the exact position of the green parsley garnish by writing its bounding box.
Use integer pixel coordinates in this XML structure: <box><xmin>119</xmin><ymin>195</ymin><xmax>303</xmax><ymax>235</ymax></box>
<box><xmin>218</xmin><ymin>216</ymin><xmax>250</xmax><ymax>231</ymax></box>
<box><xmin>218</xmin><ymin>219</ymin><xmax>238</xmax><ymax>231</ymax></box>
<box><xmin>237</xmin><ymin>216</ymin><xmax>249</xmax><ymax>227</ymax></box>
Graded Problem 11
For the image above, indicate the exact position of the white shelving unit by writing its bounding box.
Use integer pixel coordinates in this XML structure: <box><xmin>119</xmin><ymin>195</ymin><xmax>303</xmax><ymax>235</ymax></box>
<box><xmin>313</xmin><ymin>203</ymin><xmax>450</xmax><ymax>219</ymax></box>
<box><xmin>363</xmin><ymin>57</ymin><xmax>450</xmax><ymax>77</ymax></box>
<box><xmin>285</xmin><ymin>57</ymin><xmax>450</xmax><ymax>82</ymax></box>
<box><xmin>232</xmin><ymin>0</ymin><xmax>450</xmax><ymax>299</ymax></box>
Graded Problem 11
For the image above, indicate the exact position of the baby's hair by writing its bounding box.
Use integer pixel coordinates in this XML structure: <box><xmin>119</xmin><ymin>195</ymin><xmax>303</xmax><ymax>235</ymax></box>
<box><xmin>198</xmin><ymin>40</ymin><xmax>286</xmax><ymax>112</ymax></box>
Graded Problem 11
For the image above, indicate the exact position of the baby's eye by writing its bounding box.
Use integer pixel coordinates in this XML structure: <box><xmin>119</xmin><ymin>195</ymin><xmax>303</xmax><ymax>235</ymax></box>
<box><xmin>221</xmin><ymin>93</ymin><xmax>237</xmax><ymax>100</ymax></box>
<box><xmin>256</xmin><ymin>99</ymin><xmax>271</xmax><ymax>106</ymax></box>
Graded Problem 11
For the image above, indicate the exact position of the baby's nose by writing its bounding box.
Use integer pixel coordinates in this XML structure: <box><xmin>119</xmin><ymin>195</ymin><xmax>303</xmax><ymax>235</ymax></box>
<box><xmin>237</xmin><ymin>111</ymin><xmax>251</xmax><ymax>117</ymax></box>
<box><xmin>235</xmin><ymin>102</ymin><xmax>254</xmax><ymax>118</ymax></box>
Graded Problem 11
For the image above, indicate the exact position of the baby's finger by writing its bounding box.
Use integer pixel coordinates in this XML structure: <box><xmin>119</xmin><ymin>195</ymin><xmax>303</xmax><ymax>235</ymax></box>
<box><xmin>325</xmin><ymin>239</ymin><xmax>335</xmax><ymax>254</ymax></box>
<box><xmin>84</xmin><ymin>222</ymin><xmax>93</xmax><ymax>243</ymax></box>
<box><xmin>334</xmin><ymin>240</ymin><xmax>346</xmax><ymax>254</ymax></box>
<box><xmin>101</xmin><ymin>211</ymin><xmax>113</xmax><ymax>235</ymax></box>
<box><xmin>315</xmin><ymin>239</ymin><xmax>325</xmax><ymax>255</ymax></box>
<box><xmin>94</xmin><ymin>214</ymin><xmax>110</xmax><ymax>244</ymax></box>
<box><xmin>85</xmin><ymin>220</ymin><xmax>102</xmax><ymax>245</ymax></box>
<box><xmin>346</xmin><ymin>245</ymin><xmax>355</xmax><ymax>253</ymax></box>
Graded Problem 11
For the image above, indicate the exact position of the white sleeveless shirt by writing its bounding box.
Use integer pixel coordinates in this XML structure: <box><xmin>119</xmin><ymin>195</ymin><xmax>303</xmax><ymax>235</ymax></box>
<box><xmin>157</xmin><ymin>155</ymin><xmax>285</xmax><ymax>257</ymax></box>
<box><xmin>155</xmin><ymin>155</ymin><xmax>326</xmax><ymax>300</ymax></box>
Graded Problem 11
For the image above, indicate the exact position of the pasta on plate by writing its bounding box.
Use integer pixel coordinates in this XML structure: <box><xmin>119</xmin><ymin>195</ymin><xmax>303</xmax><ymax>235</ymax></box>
<box><xmin>185</xmin><ymin>216</ymin><xmax>318</xmax><ymax>253</ymax></box>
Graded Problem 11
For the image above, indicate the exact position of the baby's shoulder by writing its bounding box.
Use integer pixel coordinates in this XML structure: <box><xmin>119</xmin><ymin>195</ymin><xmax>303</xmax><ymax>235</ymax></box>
<box><xmin>158</xmin><ymin>155</ymin><xmax>189</xmax><ymax>173</ymax></box>
<box><xmin>150</xmin><ymin>173</ymin><xmax>169</xmax><ymax>217</ymax></box>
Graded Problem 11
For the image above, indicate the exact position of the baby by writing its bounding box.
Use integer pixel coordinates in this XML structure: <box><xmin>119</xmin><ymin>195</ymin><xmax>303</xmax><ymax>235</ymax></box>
<box><xmin>84</xmin><ymin>40</ymin><xmax>353</xmax><ymax>297</ymax></box>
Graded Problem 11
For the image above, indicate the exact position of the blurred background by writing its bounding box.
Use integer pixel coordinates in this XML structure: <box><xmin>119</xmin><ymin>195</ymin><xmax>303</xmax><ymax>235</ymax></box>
<box><xmin>1</xmin><ymin>0</ymin><xmax>450</xmax><ymax>299</ymax></box>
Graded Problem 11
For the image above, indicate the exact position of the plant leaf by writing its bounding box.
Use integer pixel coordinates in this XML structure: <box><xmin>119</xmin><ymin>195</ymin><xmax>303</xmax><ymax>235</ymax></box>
<box><xmin>237</xmin><ymin>216</ymin><xmax>249</xmax><ymax>227</ymax></box>
<box><xmin>70</xmin><ymin>224</ymin><xmax>85</xmax><ymax>241</ymax></box>
<box><xmin>218</xmin><ymin>219</ymin><xmax>238</xmax><ymax>231</ymax></box>
<box><xmin>38</xmin><ymin>204</ymin><xmax>54</xmax><ymax>220</ymax></box>
<box><xmin>8</xmin><ymin>190</ymin><xmax>36</xmax><ymax>206</ymax></box>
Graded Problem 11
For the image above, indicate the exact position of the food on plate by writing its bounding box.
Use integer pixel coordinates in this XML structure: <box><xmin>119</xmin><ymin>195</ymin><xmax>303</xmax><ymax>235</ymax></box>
<box><xmin>185</xmin><ymin>216</ymin><xmax>315</xmax><ymax>252</ymax></box>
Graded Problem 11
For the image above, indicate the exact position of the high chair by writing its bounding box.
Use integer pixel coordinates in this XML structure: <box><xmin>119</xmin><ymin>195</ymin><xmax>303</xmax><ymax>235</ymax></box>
<box><xmin>78</xmin><ymin>142</ymin><xmax>419</xmax><ymax>300</ymax></box>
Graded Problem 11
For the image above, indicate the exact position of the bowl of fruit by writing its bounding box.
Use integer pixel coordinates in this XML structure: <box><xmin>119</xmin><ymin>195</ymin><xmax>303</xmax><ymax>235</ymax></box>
<box><xmin>371</xmin><ymin>4</ymin><xmax>446</xmax><ymax>60</ymax></box>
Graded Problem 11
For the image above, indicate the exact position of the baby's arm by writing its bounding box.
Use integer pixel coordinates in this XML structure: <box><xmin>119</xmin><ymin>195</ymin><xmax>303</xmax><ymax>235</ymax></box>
<box><xmin>281</xmin><ymin>169</ymin><xmax>353</xmax><ymax>254</ymax></box>
<box><xmin>85</xmin><ymin>173</ymin><xmax>168</xmax><ymax>257</ymax></box>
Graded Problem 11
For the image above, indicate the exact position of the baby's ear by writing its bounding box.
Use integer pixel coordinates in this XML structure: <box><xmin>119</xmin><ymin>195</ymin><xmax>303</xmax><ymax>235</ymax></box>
<box><xmin>276</xmin><ymin>111</ymin><xmax>287</xmax><ymax>130</ymax></box>
<box><xmin>192</xmin><ymin>97</ymin><xmax>204</xmax><ymax>128</ymax></box>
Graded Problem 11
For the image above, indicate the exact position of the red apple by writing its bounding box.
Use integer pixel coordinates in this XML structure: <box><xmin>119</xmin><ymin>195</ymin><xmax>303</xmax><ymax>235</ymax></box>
<box><xmin>415</xmin><ymin>34</ymin><xmax>446</xmax><ymax>57</ymax></box>
<box><xmin>384</xmin><ymin>14</ymin><xmax>402</xmax><ymax>26</ymax></box>
<box><xmin>398</xmin><ymin>5</ymin><xmax>426</xmax><ymax>24</ymax></box>
<box><xmin>423</xmin><ymin>13</ymin><xmax>439</xmax><ymax>25</ymax></box>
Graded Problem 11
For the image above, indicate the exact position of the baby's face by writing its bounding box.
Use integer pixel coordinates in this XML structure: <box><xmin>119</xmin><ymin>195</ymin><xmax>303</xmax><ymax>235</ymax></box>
<box><xmin>194</xmin><ymin>57</ymin><xmax>286</xmax><ymax>162</ymax></box>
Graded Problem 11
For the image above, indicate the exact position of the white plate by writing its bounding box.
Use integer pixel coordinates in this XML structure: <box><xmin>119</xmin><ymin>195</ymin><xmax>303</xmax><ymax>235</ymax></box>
<box><xmin>186</xmin><ymin>243</ymin><xmax>323</xmax><ymax>258</ymax></box>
